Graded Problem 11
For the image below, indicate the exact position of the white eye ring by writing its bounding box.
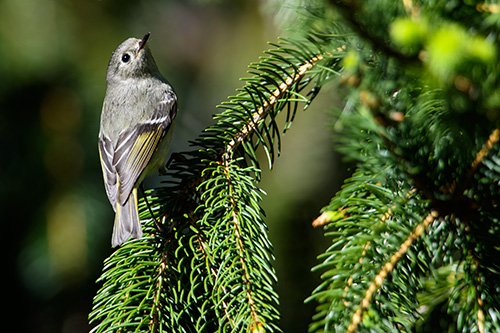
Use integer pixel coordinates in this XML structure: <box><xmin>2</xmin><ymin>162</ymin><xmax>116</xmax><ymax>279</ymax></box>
<box><xmin>121</xmin><ymin>53</ymin><xmax>131</xmax><ymax>63</ymax></box>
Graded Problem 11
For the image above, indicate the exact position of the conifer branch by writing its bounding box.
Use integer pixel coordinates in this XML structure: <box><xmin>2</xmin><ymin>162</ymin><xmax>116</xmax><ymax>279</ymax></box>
<box><xmin>152</xmin><ymin>252</ymin><xmax>168</xmax><ymax>333</ymax></box>
<box><xmin>457</xmin><ymin>128</ymin><xmax>500</xmax><ymax>332</ymax></box>
<box><xmin>458</xmin><ymin>128</ymin><xmax>500</xmax><ymax>198</ymax></box>
<box><xmin>347</xmin><ymin>210</ymin><xmax>439</xmax><ymax>333</ymax></box>
<box><xmin>222</xmin><ymin>160</ymin><xmax>260</xmax><ymax>329</ymax></box>
<box><xmin>474</xmin><ymin>256</ymin><xmax>486</xmax><ymax>333</ymax></box>
<box><xmin>224</xmin><ymin>54</ymin><xmax>325</xmax><ymax>161</ymax></box>
<box><xmin>306</xmin><ymin>1</ymin><xmax>500</xmax><ymax>331</ymax></box>
<box><xmin>195</xmin><ymin>226</ymin><xmax>236</xmax><ymax>328</ymax></box>
<box><xmin>335</xmin><ymin>188</ymin><xmax>419</xmax><ymax>310</ymax></box>
<box><xmin>470</xmin><ymin>128</ymin><xmax>500</xmax><ymax>176</ymax></box>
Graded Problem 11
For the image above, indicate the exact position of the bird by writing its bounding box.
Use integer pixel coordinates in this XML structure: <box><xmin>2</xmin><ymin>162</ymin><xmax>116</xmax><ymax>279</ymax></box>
<box><xmin>98</xmin><ymin>32</ymin><xmax>177</xmax><ymax>247</ymax></box>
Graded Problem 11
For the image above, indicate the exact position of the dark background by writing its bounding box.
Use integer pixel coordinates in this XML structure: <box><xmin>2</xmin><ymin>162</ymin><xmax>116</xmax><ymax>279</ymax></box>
<box><xmin>1</xmin><ymin>1</ymin><xmax>344</xmax><ymax>332</ymax></box>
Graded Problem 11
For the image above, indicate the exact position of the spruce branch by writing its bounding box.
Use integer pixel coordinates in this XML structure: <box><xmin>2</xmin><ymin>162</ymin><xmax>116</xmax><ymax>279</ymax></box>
<box><xmin>194</xmin><ymin>221</ymin><xmax>236</xmax><ymax>328</ymax></box>
<box><xmin>458</xmin><ymin>128</ymin><xmax>500</xmax><ymax>198</ymax></box>
<box><xmin>347</xmin><ymin>210</ymin><xmax>439</xmax><ymax>333</ymax></box>
<box><xmin>349</xmin><ymin>83</ymin><xmax>499</xmax><ymax>333</ymax></box>
<box><xmin>222</xmin><ymin>159</ymin><xmax>260</xmax><ymax>329</ymax></box>
<box><xmin>472</xmin><ymin>254</ymin><xmax>486</xmax><ymax>333</ymax></box>
<box><xmin>304</xmin><ymin>1</ymin><xmax>500</xmax><ymax>332</ymax></box>
<box><xmin>362</xmin><ymin>82</ymin><xmax>500</xmax><ymax>218</ymax></box>
<box><xmin>224</xmin><ymin>54</ymin><xmax>325</xmax><ymax>160</ymax></box>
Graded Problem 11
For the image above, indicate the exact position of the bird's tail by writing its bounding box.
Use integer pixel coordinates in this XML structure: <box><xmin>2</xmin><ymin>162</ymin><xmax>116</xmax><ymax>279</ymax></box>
<box><xmin>112</xmin><ymin>187</ymin><xmax>143</xmax><ymax>247</ymax></box>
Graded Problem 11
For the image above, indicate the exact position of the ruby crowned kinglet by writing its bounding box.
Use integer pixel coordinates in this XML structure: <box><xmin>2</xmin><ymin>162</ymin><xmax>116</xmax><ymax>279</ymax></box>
<box><xmin>98</xmin><ymin>33</ymin><xmax>177</xmax><ymax>247</ymax></box>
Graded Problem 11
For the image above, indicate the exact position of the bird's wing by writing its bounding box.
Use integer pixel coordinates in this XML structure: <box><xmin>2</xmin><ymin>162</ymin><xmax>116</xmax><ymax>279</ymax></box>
<box><xmin>98</xmin><ymin>135</ymin><xmax>118</xmax><ymax>211</ymax></box>
<box><xmin>113</xmin><ymin>97</ymin><xmax>177</xmax><ymax>206</ymax></box>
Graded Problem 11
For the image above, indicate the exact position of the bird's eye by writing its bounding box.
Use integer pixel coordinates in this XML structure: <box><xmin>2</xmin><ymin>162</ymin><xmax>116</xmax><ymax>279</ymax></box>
<box><xmin>121</xmin><ymin>53</ymin><xmax>131</xmax><ymax>63</ymax></box>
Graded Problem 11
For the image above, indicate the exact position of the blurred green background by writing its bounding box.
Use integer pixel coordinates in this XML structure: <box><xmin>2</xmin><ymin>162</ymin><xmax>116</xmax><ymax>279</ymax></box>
<box><xmin>1</xmin><ymin>0</ymin><xmax>344</xmax><ymax>332</ymax></box>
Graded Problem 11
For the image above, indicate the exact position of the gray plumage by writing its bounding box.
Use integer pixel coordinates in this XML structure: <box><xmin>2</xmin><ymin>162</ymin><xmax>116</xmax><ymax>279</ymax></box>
<box><xmin>98</xmin><ymin>33</ymin><xmax>177</xmax><ymax>247</ymax></box>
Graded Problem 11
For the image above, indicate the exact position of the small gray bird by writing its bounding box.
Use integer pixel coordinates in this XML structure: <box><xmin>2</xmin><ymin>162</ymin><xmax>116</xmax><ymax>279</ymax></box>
<box><xmin>98</xmin><ymin>33</ymin><xmax>177</xmax><ymax>247</ymax></box>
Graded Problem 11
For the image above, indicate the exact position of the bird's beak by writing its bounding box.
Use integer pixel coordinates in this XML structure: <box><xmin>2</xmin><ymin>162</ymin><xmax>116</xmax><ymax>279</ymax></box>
<box><xmin>137</xmin><ymin>32</ymin><xmax>151</xmax><ymax>56</ymax></box>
